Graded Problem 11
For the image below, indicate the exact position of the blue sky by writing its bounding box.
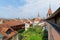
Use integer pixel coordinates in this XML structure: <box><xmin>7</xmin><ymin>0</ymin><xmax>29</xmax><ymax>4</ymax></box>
<box><xmin>0</xmin><ymin>0</ymin><xmax>60</xmax><ymax>19</ymax></box>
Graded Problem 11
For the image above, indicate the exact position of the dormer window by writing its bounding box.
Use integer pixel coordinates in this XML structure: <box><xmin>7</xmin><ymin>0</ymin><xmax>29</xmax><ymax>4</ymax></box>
<box><xmin>6</xmin><ymin>29</ymin><xmax>12</xmax><ymax>34</ymax></box>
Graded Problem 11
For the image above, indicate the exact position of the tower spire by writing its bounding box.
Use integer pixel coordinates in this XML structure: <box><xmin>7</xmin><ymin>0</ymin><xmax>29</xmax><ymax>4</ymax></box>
<box><xmin>47</xmin><ymin>4</ymin><xmax>52</xmax><ymax>17</ymax></box>
<box><xmin>49</xmin><ymin>4</ymin><xmax>52</xmax><ymax>14</ymax></box>
<box><xmin>37</xmin><ymin>12</ymin><xmax>40</xmax><ymax>17</ymax></box>
<box><xmin>49</xmin><ymin>4</ymin><xmax>51</xmax><ymax>9</ymax></box>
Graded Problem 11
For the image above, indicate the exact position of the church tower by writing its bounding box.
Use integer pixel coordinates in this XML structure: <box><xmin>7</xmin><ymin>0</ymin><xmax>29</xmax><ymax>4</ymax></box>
<box><xmin>47</xmin><ymin>4</ymin><xmax>52</xmax><ymax>17</ymax></box>
<box><xmin>34</xmin><ymin>12</ymin><xmax>41</xmax><ymax>24</ymax></box>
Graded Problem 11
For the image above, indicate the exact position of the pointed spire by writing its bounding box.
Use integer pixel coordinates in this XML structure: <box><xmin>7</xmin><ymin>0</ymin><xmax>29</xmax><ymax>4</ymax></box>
<box><xmin>37</xmin><ymin>12</ymin><xmax>40</xmax><ymax>17</ymax></box>
<box><xmin>49</xmin><ymin>4</ymin><xmax>51</xmax><ymax>9</ymax></box>
<box><xmin>47</xmin><ymin>4</ymin><xmax>52</xmax><ymax>17</ymax></box>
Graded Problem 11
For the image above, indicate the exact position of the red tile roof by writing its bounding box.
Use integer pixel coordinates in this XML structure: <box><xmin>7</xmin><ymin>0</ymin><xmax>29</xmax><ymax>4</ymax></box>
<box><xmin>0</xmin><ymin>19</ymin><xmax>25</xmax><ymax>40</ymax></box>
<box><xmin>0</xmin><ymin>23</ymin><xmax>17</xmax><ymax>40</ymax></box>
<box><xmin>4</xmin><ymin>20</ymin><xmax>24</xmax><ymax>27</ymax></box>
<box><xmin>0</xmin><ymin>24</ymin><xmax>9</xmax><ymax>33</ymax></box>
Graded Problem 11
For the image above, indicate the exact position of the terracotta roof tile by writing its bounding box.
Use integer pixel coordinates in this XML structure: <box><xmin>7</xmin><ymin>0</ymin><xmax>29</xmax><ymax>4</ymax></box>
<box><xmin>4</xmin><ymin>20</ymin><xmax>24</xmax><ymax>27</ymax></box>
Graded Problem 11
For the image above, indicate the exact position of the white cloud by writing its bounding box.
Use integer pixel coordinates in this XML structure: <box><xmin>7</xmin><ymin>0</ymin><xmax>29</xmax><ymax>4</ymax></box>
<box><xmin>0</xmin><ymin>0</ymin><xmax>59</xmax><ymax>18</ymax></box>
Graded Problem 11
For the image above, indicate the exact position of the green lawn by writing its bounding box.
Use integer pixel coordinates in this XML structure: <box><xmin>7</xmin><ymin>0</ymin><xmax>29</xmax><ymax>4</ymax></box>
<box><xmin>18</xmin><ymin>25</ymin><xmax>48</xmax><ymax>40</ymax></box>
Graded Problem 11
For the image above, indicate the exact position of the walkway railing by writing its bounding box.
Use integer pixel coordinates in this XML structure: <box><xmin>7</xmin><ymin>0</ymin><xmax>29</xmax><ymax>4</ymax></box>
<box><xmin>46</xmin><ymin>20</ymin><xmax>60</xmax><ymax>34</ymax></box>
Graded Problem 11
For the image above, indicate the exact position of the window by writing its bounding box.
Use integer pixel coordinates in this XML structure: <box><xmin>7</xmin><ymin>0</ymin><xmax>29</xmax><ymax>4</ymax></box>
<box><xmin>6</xmin><ymin>29</ymin><xmax>12</xmax><ymax>34</ymax></box>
